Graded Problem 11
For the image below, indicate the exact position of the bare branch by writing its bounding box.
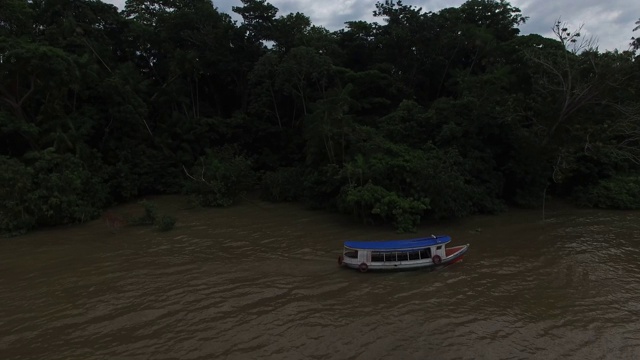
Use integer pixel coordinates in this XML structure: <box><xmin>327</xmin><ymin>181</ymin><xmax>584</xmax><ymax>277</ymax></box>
<box><xmin>150</xmin><ymin>74</ymin><xmax>180</xmax><ymax>101</ymax></box>
<box><xmin>82</xmin><ymin>37</ymin><xmax>112</xmax><ymax>74</ymax></box>
<box><xmin>141</xmin><ymin>118</ymin><xmax>153</xmax><ymax>136</ymax></box>
<box><xmin>183</xmin><ymin>158</ymin><xmax>212</xmax><ymax>184</ymax></box>
<box><xmin>584</xmin><ymin>133</ymin><xmax>592</xmax><ymax>154</ymax></box>
<box><xmin>552</xmin><ymin>18</ymin><xmax>598</xmax><ymax>53</ymax></box>
<box><xmin>525</xmin><ymin>53</ymin><xmax>567</xmax><ymax>91</ymax></box>
<box><xmin>16</xmin><ymin>76</ymin><xmax>36</xmax><ymax>107</ymax></box>
<box><xmin>183</xmin><ymin>164</ymin><xmax>202</xmax><ymax>182</ymax></box>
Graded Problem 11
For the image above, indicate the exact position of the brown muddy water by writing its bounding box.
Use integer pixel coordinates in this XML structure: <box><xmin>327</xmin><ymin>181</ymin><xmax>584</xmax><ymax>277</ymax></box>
<box><xmin>1</xmin><ymin>196</ymin><xmax>640</xmax><ymax>359</ymax></box>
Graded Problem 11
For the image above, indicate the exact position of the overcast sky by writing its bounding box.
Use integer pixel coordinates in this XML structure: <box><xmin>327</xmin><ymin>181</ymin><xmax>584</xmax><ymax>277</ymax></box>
<box><xmin>104</xmin><ymin>0</ymin><xmax>638</xmax><ymax>52</ymax></box>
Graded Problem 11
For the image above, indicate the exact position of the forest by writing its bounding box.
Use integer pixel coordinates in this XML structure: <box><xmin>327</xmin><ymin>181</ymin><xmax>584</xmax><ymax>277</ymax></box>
<box><xmin>1</xmin><ymin>0</ymin><xmax>640</xmax><ymax>236</ymax></box>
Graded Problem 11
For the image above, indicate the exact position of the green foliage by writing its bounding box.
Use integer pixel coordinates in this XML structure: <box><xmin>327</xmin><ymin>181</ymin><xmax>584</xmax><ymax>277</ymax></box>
<box><xmin>155</xmin><ymin>214</ymin><xmax>177</xmax><ymax>232</ymax></box>
<box><xmin>338</xmin><ymin>182</ymin><xmax>430</xmax><ymax>233</ymax></box>
<box><xmin>183</xmin><ymin>147</ymin><xmax>256</xmax><ymax>207</ymax></box>
<box><xmin>301</xmin><ymin>164</ymin><xmax>344</xmax><ymax>209</ymax></box>
<box><xmin>261</xmin><ymin>167</ymin><xmax>305</xmax><ymax>202</ymax></box>
<box><xmin>347</xmin><ymin>132</ymin><xmax>478</xmax><ymax>220</ymax></box>
<box><xmin>0</xmin><ymin>156</ymin><xmax>35</xmax><ymax>236</ymax></box>
<box><xmin>572</xmin><ymin>175</ymin><xmax>640</xmax><ymax>210</ymax></box>
<box><xmin>127</xmin><ymin>200</ymin><xmax>158</xmax><ymax>225</ymax></box>
<box><xmin>377</xmin><ymin>100</ymin><xmax>430</xmax><ymax>147</ymax></box>
<box><xmin>1</xmin><ymin>151</ymin><xmax>109</xmax><ymax>236</ymax></box>
<box><xmin>304</xmin><ymin>84</ymin><xmax>356</xmax><ymax>165</ymax></box>
<box><xmin>0</xmin><ymin>0</ymin><xmax>33</xmax><ymax>36</ymax></box>
<box><xmin>126</xmin><ymin>200</ymin><xmax>177</xmax><ymax>231</ymax></box>
<box><xmin>24</xmin><ymin>151</ymin><xmax>108</xmax><ymax>227</ymax></box>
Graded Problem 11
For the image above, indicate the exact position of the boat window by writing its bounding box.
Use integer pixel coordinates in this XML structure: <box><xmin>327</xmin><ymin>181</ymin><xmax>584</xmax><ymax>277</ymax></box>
<box><xmin>408</xmin><ymin>251</ymin><xmax>420</xmax><ymax>260</ymax></box>
<box><xmin>371</xmin><ymin>252</ymin><xmax>384</xmax><ymax>262</ymax></box>
<box><xmin>419</xmin><ymin>248</ymin><xmax>431</xmax><ymax>259</ymax></box>
<box><xmin>436</xmin><ymin>246</ymin><xmax>442</xmax><ymax>250</ymax></box>
<box><xmin>397</xmin><ymin>252</ymin><xmax>408</xmax><ymax>261</ymax></box>
<box><xmin>344</xmin><ymin>250</ymin><xmax>358</xmax><ymax>259</ymax></box>
<box><xmin>384</xmin><ymin>252</ymin><xmax>396</xmax><ymax>262</ymax></box>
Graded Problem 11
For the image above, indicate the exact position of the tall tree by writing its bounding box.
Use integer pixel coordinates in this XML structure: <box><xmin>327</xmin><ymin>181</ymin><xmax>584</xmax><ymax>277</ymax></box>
<box><xmin>631</xmin><ymin>18</ymin><xmax>640</xmax><ymax>51</ymax></box>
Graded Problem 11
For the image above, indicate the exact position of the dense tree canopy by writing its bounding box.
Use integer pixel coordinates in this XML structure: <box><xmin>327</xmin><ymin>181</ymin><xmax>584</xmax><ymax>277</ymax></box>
<box><xmin>1</xmin><ymin>0</ymin><xmax>639</xmax><ymax>236</ymax></box>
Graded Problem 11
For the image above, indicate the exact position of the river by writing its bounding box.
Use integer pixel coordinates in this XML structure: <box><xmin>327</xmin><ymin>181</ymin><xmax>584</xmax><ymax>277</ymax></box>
<box><xmin>1</xmin><ymin>196</ymin><xmax>639</xmax><ymax>359</ymax></box>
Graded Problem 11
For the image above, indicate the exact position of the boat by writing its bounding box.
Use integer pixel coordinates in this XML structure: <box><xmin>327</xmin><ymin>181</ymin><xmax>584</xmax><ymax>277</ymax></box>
<box><xmin>337</xmin><ymin>235</ymin><xmax>469</xmax><ymax>272</ymax></box>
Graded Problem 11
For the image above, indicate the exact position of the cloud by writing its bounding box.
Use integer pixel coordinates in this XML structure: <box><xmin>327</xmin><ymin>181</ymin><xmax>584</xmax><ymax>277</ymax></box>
<box><xmin>510</xmin><ymin>0</ymin><xmax>638</xmax><ymax>51</ymax></box>
<box><xmin>104</xmin><ymin>0</ymin><xmax>638</xmax><ymax>51</ymax></box>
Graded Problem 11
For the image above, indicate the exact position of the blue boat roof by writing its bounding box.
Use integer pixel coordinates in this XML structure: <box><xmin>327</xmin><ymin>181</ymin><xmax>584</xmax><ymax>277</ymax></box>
<box><xmin>343</xmin><ymin>235</ymin><xmax>451</xmax><ymax>250</ymax></box>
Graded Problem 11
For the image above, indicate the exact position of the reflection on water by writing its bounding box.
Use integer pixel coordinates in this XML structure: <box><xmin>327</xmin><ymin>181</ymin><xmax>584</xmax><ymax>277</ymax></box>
<box><xmin>1</xmin><ymin>197</ymin><xmax>640</xmax><ymax>359</ymax></box>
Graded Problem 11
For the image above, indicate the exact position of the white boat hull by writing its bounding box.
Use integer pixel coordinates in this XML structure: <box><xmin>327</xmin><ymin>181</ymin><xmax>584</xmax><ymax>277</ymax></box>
<box><xmin>340</xmin><ymin>244</ymin><xmax>469</xmax><ymax>272</ymax></box>
<box><xmin>343</xmin><ymin>260</ymin><xmax>435</xmax><ymax>271</ymax></box>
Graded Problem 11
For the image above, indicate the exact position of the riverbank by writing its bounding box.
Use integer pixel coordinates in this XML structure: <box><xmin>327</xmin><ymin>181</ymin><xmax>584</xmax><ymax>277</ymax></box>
<box><xmin>7</xmin><ymin>192</ymin><xmax>620</xmax><ymax>244</ymax></box>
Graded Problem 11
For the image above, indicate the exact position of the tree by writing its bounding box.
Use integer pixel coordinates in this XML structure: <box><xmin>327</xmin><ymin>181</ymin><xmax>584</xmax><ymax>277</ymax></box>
<box><xmin>523</xmin><ymin>20</ymin><xmax>605</xmax><ymax>148</ymax></box>
<box><xmin>631</xmin><ymin>18</ymin><xmax>640</xmax><ymax>51</ymax></box>
<box><xmin>232</xmin><ymin>0</ymin><xmax>278</xmax><ymax>43</ymax></box>
<box><xmin>276</xmin><ymin>46</ymin><xmax>333</xmax><ymax>119</ymax></box>
<box><xmin>0</xmin><ymin>0</ymin><xmax>33</xmax><ymax>37</ymax></box>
